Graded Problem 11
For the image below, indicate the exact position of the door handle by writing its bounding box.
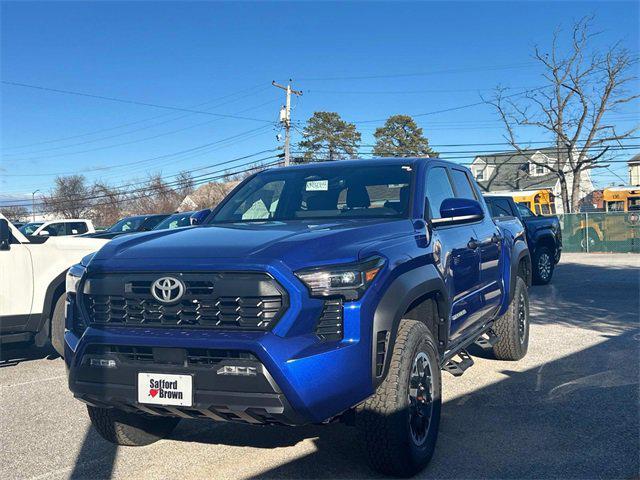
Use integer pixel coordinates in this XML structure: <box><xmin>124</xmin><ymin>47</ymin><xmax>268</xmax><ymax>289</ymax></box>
<box><xmin>491</xmin><ymin>233</ymin><xmax>503</xmax><ymax>244</ymax></box>
<box><xmin>467</xmin><ymin>238</ymin><xmax>479</xmax><ymax>249</ymax></box>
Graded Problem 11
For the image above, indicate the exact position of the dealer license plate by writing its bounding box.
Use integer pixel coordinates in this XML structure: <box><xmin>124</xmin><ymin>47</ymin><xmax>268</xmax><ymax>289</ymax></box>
<box><xmin>137</xmin><ymin>372</ymin><xmax>193</xmax><ymax>407</ymax></box>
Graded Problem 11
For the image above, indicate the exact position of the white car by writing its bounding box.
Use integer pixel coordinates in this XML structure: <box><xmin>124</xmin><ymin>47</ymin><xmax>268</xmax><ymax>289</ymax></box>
<box><xmin>20</xmin><ymin>218</ymin><xmax>96</xmax><ymax>237</ymax></box>
<box><xmin>0</xmin><ymin>214</ymin><xmax>107</xmax><ymax>356</ymax></box>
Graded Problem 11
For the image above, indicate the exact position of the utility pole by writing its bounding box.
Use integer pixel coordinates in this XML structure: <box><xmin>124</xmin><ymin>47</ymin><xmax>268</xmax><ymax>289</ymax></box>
<box><xmin>272</xmin><ymin>80</ymin><xmax>302</xmax><ymax>166</ymax></box>
<box><xmin>32</xmin><ymin>189</ymin><xmax>40</xmax><ymax>221</ymax></box>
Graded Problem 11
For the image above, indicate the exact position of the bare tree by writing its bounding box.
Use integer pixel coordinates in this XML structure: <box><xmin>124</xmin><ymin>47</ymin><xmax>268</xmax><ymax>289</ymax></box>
<box><xmin>485</xmin><ymin>16</ymin><xmax>639</xmax><ymax>212</ymax></box>
<box><xmin>41</xmin><ymin>175</ymin><xmax>93</xmax><ymax>218</ymax></box>
<box><xmin>90</xmin><ymin>182</ymin><xmax>126</xmax><ymax>227</ymax></box>
<box><xmin>0</xmin><ymin>205</ymin><xmax>29</xmax><ymax>222</ymax></box>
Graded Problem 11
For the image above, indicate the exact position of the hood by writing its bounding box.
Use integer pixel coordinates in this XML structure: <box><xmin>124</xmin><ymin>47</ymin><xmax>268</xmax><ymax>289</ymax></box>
<box><xmin>45</xmin><ymin>235</ymin><xmax>109</xmax><ymax>252</ymax></box>
<box><xmin>92</xmin><ymin>219</ymin><xmax>413</xmax><ymax>271</ymax></box>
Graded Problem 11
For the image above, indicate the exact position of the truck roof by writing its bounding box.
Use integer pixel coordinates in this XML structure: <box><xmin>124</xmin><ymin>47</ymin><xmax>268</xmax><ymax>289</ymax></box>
<box><xmin>266</xmin><ymin>157</ymin><xmax>462</xmax><ymax>173</ymax></box>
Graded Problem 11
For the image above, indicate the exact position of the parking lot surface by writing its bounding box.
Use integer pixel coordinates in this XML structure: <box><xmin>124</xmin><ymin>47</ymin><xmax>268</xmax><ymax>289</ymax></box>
<box><xmin>1</xmin><ymin>253</ymin><xmax>638</xmax><ymax>480</ymax></box>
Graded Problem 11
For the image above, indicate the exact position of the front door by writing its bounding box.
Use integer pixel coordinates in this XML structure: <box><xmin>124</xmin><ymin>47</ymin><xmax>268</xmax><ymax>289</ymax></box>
<box><xmin>0</xmin><ymin>228</ymin><xmax>34</xmax><ymax>332</ymax></box>
<box><xmin>425</xmin><ymin>166</ymin><xmax>482</xmax><ymax>342</ymax></box>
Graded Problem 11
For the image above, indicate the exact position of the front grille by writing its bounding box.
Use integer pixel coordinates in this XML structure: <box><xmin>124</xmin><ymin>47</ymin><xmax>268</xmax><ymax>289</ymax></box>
<box><xmin>315</xmin><ymin>299</ymin><xmax>343</xmax><ymax>341</ymax></box>
<box><xmin>82</xmin><ymin>272</ymin><xmax>287</xmax><ymax>330</ymax></box>
<box><xmin>85</xmin><ymin>345</ymin><xmax>258</xmax><ymax>366</ymax></box>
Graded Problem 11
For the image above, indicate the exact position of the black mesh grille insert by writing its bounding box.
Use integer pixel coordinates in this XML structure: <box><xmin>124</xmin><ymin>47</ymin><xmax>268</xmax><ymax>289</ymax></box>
<box><xmin>85</xmin><ymin>345</ymin><xmax>259</xmax><ymax>365</ymax></box>
<box><xmin>82</xmin><ymin>272</ymin><xmax>287</xmax><ymax>330</ymax></box>
<box><xmin>315</xmin><ymin>299</ymin><xmax>343</xmax><ymax>341</ymax></box>
<box><xmin>375</xmin><ymin>330</ymin><xmax>389</xmax><ymax>376</ymax></box>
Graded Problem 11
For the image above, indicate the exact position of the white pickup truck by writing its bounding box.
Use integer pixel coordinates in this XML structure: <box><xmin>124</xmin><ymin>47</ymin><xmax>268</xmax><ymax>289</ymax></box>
<box><xmin>0</xmin><ymin>214</ymin><xmax>107</xmax><ymax>356</ymax></box>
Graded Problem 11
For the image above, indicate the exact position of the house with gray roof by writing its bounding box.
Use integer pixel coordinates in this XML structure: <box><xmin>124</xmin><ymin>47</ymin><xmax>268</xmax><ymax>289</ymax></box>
<box><xmin>470</xmin><ymin>147</ymin><xmax>594</xmax><ymax>214</ymax></box>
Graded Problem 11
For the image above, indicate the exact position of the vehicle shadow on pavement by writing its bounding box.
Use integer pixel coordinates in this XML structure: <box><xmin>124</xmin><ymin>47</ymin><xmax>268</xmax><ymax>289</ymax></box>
<box><xmin>229</xmin><ymin>330</ymin><xmax>638</xmax><ymax>479</ymax></box>
<box><xmin>0</xmin><ymin>343</ymin><xmax>58</xmax><ymax>367</ymax></box>
<box><xmin>68</xmin><ymin>427</ymin><xmax>118</xmax><ymax>480</ymax></box>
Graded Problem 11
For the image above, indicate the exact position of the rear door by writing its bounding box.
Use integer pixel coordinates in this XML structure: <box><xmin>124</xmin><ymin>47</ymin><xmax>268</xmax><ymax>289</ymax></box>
<box><xmin>424</xmin><ymin>165</ymin><xmax>481</xmax><ymax>342</ymax></box>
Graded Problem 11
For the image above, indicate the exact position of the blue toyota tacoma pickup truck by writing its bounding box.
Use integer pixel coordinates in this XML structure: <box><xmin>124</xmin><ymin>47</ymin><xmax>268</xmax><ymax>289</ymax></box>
<box><xmin>65</xmin><ymin>158</ymin><xmax>531</xmax><ymax>476</ymax></box>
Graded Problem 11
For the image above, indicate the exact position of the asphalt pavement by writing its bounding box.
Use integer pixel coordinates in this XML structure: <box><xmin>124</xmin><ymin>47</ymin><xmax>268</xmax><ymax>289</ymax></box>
<box><xmin>1</xmin><ymin>253</ymin><xmax>638</xmax><ymax>480</ymax></box>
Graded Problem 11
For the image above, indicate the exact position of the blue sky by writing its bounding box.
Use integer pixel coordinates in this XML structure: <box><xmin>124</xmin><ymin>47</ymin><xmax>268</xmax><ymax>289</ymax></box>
<box><xmin>1</xmin><ymin>1</ymin><xmax>638</xmax><ymax>201</ymax></box>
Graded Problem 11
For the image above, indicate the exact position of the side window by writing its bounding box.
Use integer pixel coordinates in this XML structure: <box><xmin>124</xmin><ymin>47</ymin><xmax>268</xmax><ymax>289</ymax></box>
<box><xmin>236</xmin><ymin>180</ymin><xmax>284</xmax><ymax>220</ymax></box>
<box><xmin>516</xmin><ymin>203</ymin><xmax>535</xmax><ymax>218</ymax></box>
<box><xmin>450</xmin><ymin>169</ymin><xmax>477</xmax><ymax>200</ymax></box>
<box><xmin>486</xmin><ymin>198</ymin><xmax>514</xmax><ymax>217</ymax></box>
<box><xmin>68</xmin><ymin>222</ymin><xmax>88</xmax><ymax>234</ymax></box>
<box><xmin>45</xmin><ymin>223</ymin><xmax>65</xmax><ymax>236</ymax></box>
<box><xmin>425</xmin><ymin>167</ymin><xmax>455</xmax><ymax>219</ymax></box>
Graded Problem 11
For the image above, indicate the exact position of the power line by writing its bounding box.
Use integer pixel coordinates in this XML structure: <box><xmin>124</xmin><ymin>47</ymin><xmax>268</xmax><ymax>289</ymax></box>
<box><xmin>0</xmin><ymin>127</ymin><xmax>277</xmax><ymax>177</ymax></box>
<box><xmin>3</xmin><ymin>152</ymin><xmax>283</xmax><ymax>209</ymax></box>
<box><xmin>1</xmin><ymin>80</ymin><xmax>276</xmax><ymax>123</ymax></box>
<box><xmin>1</xmin><ymin>84</ymin><xmax>270</xmax><ymax>151</ymax></box>
<box><xmin>2</xmin><ymin>100</ymin><xmax>279</xmax><ymax>163</ymax></box>
<box><xmin>297</xmin><ymin>62</ymin><xmax>536</xmax><ymax>81</ymax></box>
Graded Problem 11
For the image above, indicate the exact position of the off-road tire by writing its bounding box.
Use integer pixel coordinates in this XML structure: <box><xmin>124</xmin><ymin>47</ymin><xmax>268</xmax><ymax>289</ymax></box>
<box><xmin>50</xmin><ymin>294</ymin><xmax>66</xmax><ymax>358</ymax></box>
<box><xmin>87</xmin><ymin>405</ymin><xmax>180</xmax><ymax>446</ymax></box>
<box><xmin>492</xmin><ymin>276</ymin><xmax>529</xmax><ymax>360</ymax></box>
<box><xmin>532</xmin><ymin>246</ymin><xmax>554</xmax><ymax>285</ymax></box>
<box><xmin>357</xmin><ymin>319</ymin><xmax>441</xmax><ymax>477</ymax></box>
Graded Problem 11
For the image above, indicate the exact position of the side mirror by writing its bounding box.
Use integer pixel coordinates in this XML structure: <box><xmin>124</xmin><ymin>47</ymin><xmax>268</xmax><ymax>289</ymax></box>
<box><xmin>190</xmin><ymin>209</ymin><xmax>211</xmax><ymax>226</ymax></box>
<box><xmin>430</xmin><ymin>198</ymin><xmax>484</xmax><ymax>227</ymax></box>
<box><xmin>0</xmin><ymin>219</ymin><xmax>11</xmax><ymax>250</ymax></box>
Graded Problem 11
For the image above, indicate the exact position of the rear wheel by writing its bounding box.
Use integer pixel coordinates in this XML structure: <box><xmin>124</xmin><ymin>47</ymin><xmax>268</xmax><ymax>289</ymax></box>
<box><xmin>50</xmin><ymin>294</ymin><xmax>66</xmax><ymax>358</ymax></box>
<box><xmin>492</xmin><ymin>276</ymin><xmax>529</xmax><ymax>361</ymax></box>
<box><xmin>532</xmin><ymin>246</ymin><xmax>554</xmax><ymax>285</ymax></box>
<box><xmin>357</xmin><ymin>320</ymin><xmax>441</xmax><ymax>477</ymax></box>
<box><xmin>88</xmin><ymin>405</ymin><xmax>180</xmax><ymax>446</ymax></box>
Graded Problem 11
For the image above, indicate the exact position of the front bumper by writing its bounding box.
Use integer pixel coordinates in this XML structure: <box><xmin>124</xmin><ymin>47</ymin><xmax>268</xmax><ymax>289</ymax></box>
<box><xmin>65</xmin><ymin>275</ymin><xmax>378</xmax><ymax>425</ymax></box>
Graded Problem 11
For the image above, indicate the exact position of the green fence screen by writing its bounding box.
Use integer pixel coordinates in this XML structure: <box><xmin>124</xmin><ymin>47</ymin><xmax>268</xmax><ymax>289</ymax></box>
<box><xmin>558</xmin><ymin>212</ymin><xmax>640</xmax><ymax>253</ymax></box>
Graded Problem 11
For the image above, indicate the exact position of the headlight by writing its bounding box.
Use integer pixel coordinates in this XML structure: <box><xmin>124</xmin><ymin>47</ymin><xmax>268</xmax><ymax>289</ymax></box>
<box><xmin>66</xmin><ymin>263</ymin><xmax>86</xmax><ymax>294</ymax></box>
<box><xmin>295</xmin><ymin>256</ymin><xmax>385</xmax><ymax>300</ymax></box>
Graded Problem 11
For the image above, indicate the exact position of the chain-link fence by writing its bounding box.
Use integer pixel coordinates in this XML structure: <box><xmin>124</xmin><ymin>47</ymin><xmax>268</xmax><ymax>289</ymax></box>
<box><xmin>558</xmin><ymin>212</ymin><xmax>640</xmax><ymax>253</ymax></box>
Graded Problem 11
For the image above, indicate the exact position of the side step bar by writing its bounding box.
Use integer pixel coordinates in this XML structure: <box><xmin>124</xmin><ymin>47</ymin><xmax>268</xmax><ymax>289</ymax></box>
<box><xmin>474</xmin><ymin>329</ymin><xmax>499</xmax><ymax>349</ymax></box>
<box><xmin>443</xmin><ymin>350</ymin><xmax>474</xmax><ymax>377</ymax></box>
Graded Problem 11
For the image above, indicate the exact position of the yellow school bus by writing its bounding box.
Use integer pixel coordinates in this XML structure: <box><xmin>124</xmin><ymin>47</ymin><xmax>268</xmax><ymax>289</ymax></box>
<box><xmin>494</xmin><ymin>189</ymin><xmax>557</xmax><ymax>215</ymax></box>
<box><xmin>603</xmin><ymin>186</ymin><xmax>640</xmax><ymax>212</ymax></box>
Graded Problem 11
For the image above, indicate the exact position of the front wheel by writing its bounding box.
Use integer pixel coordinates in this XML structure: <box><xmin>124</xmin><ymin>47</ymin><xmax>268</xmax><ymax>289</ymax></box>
<box><xmin>357</xmin><ymin>320</ymin><xmax>441</xmax><ymax>477</ymax></box>
<box><xmin>88</xmin><ymin>405</ymin><xmax>180</xmax><ymax>446</ymax></box>
<box><xmin>50</xmin><ymin>294</ymin><xmax>66</xmax><ymax>358</ymax></box>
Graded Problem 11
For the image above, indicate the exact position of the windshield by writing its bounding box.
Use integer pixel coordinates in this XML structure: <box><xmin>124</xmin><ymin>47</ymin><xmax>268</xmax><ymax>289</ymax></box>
<box><xmin>108</xmin><ymin>217</ymin><xmax>145</xmax><ymax>232</ymax></box>
<box><xmin>153</xmin><ymin>212</ymin><xmax>194</xmax><ymax>230</ymax></box>
<box><xmin>19</xmin><ymin>222</ymin><xmax>43</xmax><ymax>235</ymax></box>
<box><xmin>209</xmin><ymin>164</ymin><xmax>413</xmax><ymax>223</ymax></box>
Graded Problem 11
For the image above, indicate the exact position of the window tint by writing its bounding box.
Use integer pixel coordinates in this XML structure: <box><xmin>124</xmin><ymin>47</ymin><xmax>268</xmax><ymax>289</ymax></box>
<box><xmin>211</xmin><ymin>165</ymin><xmax>412</xmax><ymax>223</ymax></box>
<box><xmin>142</xmin><ymin>216</ymin><xmax>167</xmax><ymax>230</ymax></box>
<box><xmin>45</xmin><ymin>223</ymin><xmax>66</xmax><ymax>236</ymax></box>
<box><xmin>68</xmin><ymin>222</ymin><xmax>88</xmax><ymax>234</ymax></box>
<box><xmin>516</xmin><ymin>203</ymin><xmax>535</xmax><ymax>217</ymax></box>
<box><xmin>450</xmin><ymin>169</ymin><xmax>477</xmax><ymax>200</ymax></box>
<box><xmin>486</xmin><ymin>197</ymin><xmax>514</xmax><ymax>218</ymax></box>
<box><xmin>425</xmin><ymin>167</ymin><xmax>455</xmax><ymax>219</ymax></box>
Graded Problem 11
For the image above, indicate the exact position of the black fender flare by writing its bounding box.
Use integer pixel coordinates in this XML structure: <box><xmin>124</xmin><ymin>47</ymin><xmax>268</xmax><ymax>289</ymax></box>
<box><xmin>531</xmin><ymin>229</ymin><xmax>557</xmax><ymax>255</ymax></box>
<box><xmin>509</xmin><ymin>241</ymin><xmax>531</xmax><ymax>302</ymax></box>
<box><xmin>371</xmin><ymin>263</ymin><xmax>449</xmax><ymax>388</ymax></box>
<box><xmin>33</xmin><ymin>270</ymin><xmax>67</xmax><ymax>345</ymax></box>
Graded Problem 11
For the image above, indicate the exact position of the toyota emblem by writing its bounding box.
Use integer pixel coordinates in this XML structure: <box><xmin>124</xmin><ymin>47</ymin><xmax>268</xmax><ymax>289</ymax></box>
<box><xmin>151</xmin><ymin>277</ymin><xmax>185</xmax><ymax>303</ymax></box>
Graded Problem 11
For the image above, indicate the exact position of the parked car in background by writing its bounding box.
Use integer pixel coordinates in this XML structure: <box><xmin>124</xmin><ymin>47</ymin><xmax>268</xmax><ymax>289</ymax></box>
<box><xmin>0</xmin><ymin>213</ymin><xmax>108</xmax><ymax>356</ymax></box>
<box><xmin>151</xmin><ymin>211</ymin><xmax>196</xmax><ymax>230</ymax></box>
<box><xmin>82</xmin><ymin>214</ymin><xmax>169</xmax><ymax>240</ymax></box>
<box><xmin>485</xmin><ymin>194</ymin><xmax>561</xmax><ymax>284</ymax></box>
<box><xmin>11</xmin><ymin>221</ymin><xmax>26</xmax><ymax>229</ymax></box>
<box><xmin>22</xmin><ymin>219</ymin><xmax>95</xmax><ymax>237</ymax></box>
<box><xmin>64</xmin><ymin>158</ymin><xmax>531</xmax><ymax>477</ymax></box>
